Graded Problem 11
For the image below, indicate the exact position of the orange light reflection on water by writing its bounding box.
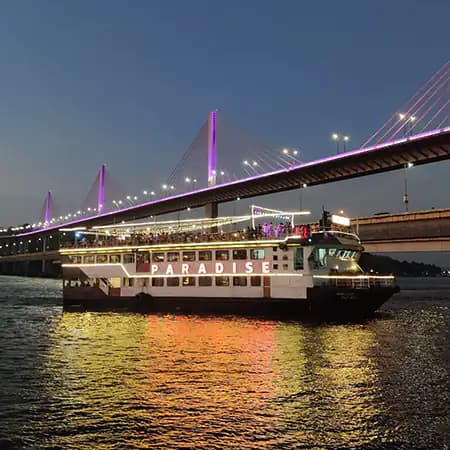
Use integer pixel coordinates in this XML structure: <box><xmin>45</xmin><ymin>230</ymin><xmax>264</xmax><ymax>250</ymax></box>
<box><xmin>40</xmin><ymin>313</ymin><xmax>390</xmax><ymax>449</ymax></box>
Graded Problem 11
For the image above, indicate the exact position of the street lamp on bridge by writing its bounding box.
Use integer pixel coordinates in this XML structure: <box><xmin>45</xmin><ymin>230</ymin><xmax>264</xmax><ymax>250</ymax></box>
<box><xmin>243</xmin><ymin>160</ymin><xmax>259</xmax><ymax>175</ymax></box>
<box><xmin>185</xmin><ymin>177</ymin><xmax>198</xmax><ymax>191</ymax></box>
<box><xmin>403</xmin><ymin>162</ymin><xmax>414</xmax><ymax>212</ymax></box>
<box><xmin>398</xmin><ymin>113</ymin><xmax>416</xmax><ymax>136</ymax></box>
<box><xmin>332</xmin><ymin>133</ymin><xmax>350</xmax><ymax>153</ymax></box>
<box><xmin>299</xmin><ymin>183</ymin><xmax>307</xmax><ymax>211</ymax></box>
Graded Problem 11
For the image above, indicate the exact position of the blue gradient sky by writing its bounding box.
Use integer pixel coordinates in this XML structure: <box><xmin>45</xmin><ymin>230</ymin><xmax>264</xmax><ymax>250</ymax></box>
<box><xmin>0</xmin><ymin>0</ymin><xmax>449</xmax><ymax>264</ymax></box>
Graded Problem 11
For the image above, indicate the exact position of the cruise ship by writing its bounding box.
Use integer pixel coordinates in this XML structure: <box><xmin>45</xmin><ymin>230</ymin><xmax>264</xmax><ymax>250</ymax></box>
<box><xmin>60</xmin><ymin>209</ymin><xmax>399</xmax><ymax>319</ymax></box>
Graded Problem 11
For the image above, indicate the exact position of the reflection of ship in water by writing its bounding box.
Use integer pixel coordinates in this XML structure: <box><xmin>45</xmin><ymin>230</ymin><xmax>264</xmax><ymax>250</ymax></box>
<box><xmin>60</xmin><ymin>209</ymin><xmax>399</xmax><ymax>319</ymax></box>
<box><xmin>271</xmin><ymin>322</ymin><xmax>386</xmax><ymax>447</ymax></box>
<box><xmin>41</xmin><ymin>312</ymin><xmax>391</xmax><ymax>448</ymax></box>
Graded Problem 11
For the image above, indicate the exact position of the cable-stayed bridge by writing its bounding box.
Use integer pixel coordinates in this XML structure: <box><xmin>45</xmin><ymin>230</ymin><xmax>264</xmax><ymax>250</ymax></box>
<box><xmin>13</xmin><ymin>125</ymin><xmax>450</xmax><ymax>232</ymax></box>
<box><xmin>0</xmin><ymin>61</ymin><xmax>449</xmax><ymax>269</ymax></box>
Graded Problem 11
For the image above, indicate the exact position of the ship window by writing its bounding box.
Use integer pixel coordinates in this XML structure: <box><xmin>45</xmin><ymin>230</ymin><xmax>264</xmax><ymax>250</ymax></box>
<box><xmin>152</xmin><ymin>278</ymin><xmax>164</xmax><ymax>287</ymax></box>
<box><xmin>109</xmin><ymin>277</ymin><xmax>121</xmax><ymax>288</ymax></box>
<box><xmin>109</xmin><ymin>254</ymin><xmax>121</xmax><ymax>263</ymax></box>
<box><xmin>123</xmin><ymin>253</ymin><xmax>135</xmax><ymax>264</ymax></box>
<box><xmin>282</xmin><ymin>255</ymin><xmax>288</xmax><ymax>260</ymax></box>
<box><xmin>272</xmin><ymin>247</ymin><xmax>278</xmax><ymax>252</ymax></box>
<box><xmin>283</xmin><ymin>264</ymin><xmax>289</xmax><ymax>270</ymax></box>
<box><xmin>250</xmin><ymin>249</ymin><xmax>264</xmax><ymax>260</ymax></box>
<box><xmin>199</xmin><ymin>276</ymin><xmax>212</xmax><ymax>286</ymax></box>
<box><xmin>250</xmin><ymin>276</ymin><xmax>261</xmax><ymax>286</ymax></box>
<box><xmin>83</xmin><ymin>255</ymin><xmax>95</xmax><ymax>264</ymax></box>
<box><xmin>216</xmin><ymin>276</ymin><xmax>229</xmax><ymax>287</ymax></box>
<box><xmin>182</xmin><ymin>277</ymin><xmax>195</xmax><ymax>286</ymax></box>
<box><xmin>233</xmin><ymin>276</ymin><xmax>247</xmax><ymax>286</ymax></box>
<box><xmin>215</xmin><ymin>250</ymin><xmax>229</xmax><ymax>261</ymax></box>
<box><xmin>294</xmin><ymin>248</ymin><xmax>304</xmax><ymax>270</ymax></box>
<box><xmin>318</xmin><ymin>249</ymin><xmax>327</xmax><ymax>267</ymax></box>
<box><xmin>182</xmin><ymin>251</ymin><xmax>196</xmax><ymax>262</ymax></box>
<box><xmin>199</xmin><ymin>251</ymin><xmax>212</xmax><ymax>261</ymax></box>
<box><xmin>137</xmin><ymin>252</ymin><xmax>150</xmax><ymax>264</ymax></box>
<box><xmin>328</xmin><ymin>248</ymin><xmax>337</xmax><ymax>257</ymax></box>
<box><xmin>96</xmin><ymin>255</ymin><xmax>108</xmax><ymax>264</ymax></box>
<box><xmin>137</xmin><ymin>278</ymin><xmax>148</xmax><ymax>287</ymax></box>
<box><xmin>152</xmin><ymin>252</ymin><xmax>164</xmax><ymax>262</ymax></box>
<box><xmin>70</xmin><ymin>255</ymin><xmax>82</xmax><ymax>264</ymax></box>
<box><xmin>273</xmin><ymin>264</ymin><xmax>279</xmax><ymax>270</ymax></box>
<box><xmin>232</xmin><ymin>249</ymin><xmax>247</xmax><ymax>260</ymax></box>
<box><xmin>123</xmin><ymin>277</ymin><xmax>134</xmax><ymax>287</ymax></box>
<box><xmin>167</xmin><ymin>277</ymin><xmax>180</xmax><ymax>286</ymax></box>
<box><xmin>311</xmin><ymin>249</ymin><xmax>327</xmax><ymax>268</ymax></box>
<box><xmin>167</xmin><ymin>252</ymin><xmax>180</xmax><ymax>262</ymax></box>
<box><xmin>273</xmin><ymin>255</ymin><xmax>278</xmax><ymax>261</ymax></box>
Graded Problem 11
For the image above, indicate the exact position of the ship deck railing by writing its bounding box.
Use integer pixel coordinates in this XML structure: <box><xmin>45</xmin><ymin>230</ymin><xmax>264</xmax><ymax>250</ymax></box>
<box><xmin>313</xmin><ymin>275</ymin><xmax>395</xmax><ymax>289</ymax></box>
<box><xmin>60</xmin><ymin>229</ymin><xmax>294</xmax><ymax>250</ymax></box>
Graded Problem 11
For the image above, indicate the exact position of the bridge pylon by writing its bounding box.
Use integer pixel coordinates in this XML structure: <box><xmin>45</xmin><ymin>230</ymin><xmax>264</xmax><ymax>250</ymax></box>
<box><xmin>98</xmin><ymin>164</ymin><xmax>106</xmax><ymax>214</ymax></box>
<box><xmin>44</xmin><ymin>191</ymin><xmax>52</xmax><ymax>225</ymax></box>
<box><xmin>206</xmin><ymin>110</ymin><xmax>219</xmax><ymax>219</ymax></box>
<box><xmin>207</xmin><ymin>110</ymin><xmax>217</xmax><ymax>187</ymax></box>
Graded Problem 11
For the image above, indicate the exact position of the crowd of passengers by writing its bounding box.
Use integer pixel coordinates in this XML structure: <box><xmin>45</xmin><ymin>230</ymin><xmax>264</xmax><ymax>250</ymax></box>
<box><xmin>63</xmin><ymin>222</ymin><xmax>320</xmax><ymax>248</ymax></box>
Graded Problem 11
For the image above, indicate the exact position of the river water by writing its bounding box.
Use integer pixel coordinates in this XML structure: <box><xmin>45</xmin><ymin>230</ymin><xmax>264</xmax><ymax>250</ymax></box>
<box><xmin>0</xmin><ymin>276</ymin><xmax>449</xmax><ymax>449</ymax></box>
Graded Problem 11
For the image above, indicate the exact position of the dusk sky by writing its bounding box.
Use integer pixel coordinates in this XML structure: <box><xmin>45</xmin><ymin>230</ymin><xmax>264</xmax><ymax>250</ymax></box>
<box><xmin>0</xmin><ymin>1</ymin><xmax>449</xmax><ymax>262</ymax></box>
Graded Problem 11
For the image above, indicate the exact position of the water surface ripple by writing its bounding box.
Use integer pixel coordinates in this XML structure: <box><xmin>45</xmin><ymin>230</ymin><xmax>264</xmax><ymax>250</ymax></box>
<box><xmin>0</xmin><ymin>276</ymin><xmax>449</xmax><ymax>449</ymax></box>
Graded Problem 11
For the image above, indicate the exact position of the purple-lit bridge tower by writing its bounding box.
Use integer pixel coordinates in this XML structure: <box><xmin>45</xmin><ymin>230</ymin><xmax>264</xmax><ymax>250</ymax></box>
<box><xmin>205</xmin><ymin>110</ymin><xmax>218</xmax><ymax>219</ymax></box>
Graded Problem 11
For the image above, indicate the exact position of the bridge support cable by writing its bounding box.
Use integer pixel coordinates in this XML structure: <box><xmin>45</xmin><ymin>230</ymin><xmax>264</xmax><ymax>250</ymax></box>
<box><xmin>362</xmin><ymin>61</ymin><xmax>449</xmax><ymax>148</ymax></box>
<box><xmin>164</xmin><ymin>111</ymin><xmax>293</xmax><ymax>194</ymax></box>
<box><xmin>165</xmin><ymin>120</ymin><xmax>209</xmax><ymax>193</ymax></box>
<box><xmin>390</xmin><ymin>75</ymin><xmax>449</xmax><ymax>139</ymax></box>
<box><xmin>80</xmin><ymin>164</ymin><xmax>122</xmax><ymax>215</ymax></box>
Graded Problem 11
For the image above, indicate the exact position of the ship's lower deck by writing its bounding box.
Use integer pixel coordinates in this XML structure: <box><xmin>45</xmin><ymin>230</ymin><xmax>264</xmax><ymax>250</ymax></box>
<box><xmin>63</xmin><ymin>285</ymin><xmax>399</xmax><ymax>320</ymax></box>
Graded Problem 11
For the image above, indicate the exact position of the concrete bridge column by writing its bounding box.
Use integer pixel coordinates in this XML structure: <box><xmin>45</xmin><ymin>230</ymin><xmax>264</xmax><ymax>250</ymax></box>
<box><xmin>205</xmin><ymin>202</ymin><xmax>218</xmax><ymax>219</ymax></box>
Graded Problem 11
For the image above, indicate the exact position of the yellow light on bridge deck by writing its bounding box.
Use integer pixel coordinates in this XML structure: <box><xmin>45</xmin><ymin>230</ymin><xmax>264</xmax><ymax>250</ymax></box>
<box><xmin>331</xmin><ymin>214</ymin><xmax>350</xmax><ymax>227</ymax></box>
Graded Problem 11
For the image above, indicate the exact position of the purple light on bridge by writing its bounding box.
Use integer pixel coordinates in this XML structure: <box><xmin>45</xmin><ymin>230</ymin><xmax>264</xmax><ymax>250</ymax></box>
<box><xmin>207</xmin><ymin>110</ymin><xmax>217</xmax><ymax>186</ymax></box>
<box><xmin>16</xmin><ymin>126</ymin><xmax>450</xmax><ymax>238</ymax></box>
<box><xmin>44</xmin><ymin>191</ymin><xmax>51</xmax><ymax>224</ymax></box>
<box><xmin>98</xmin><ymin>164</ymin><xmax>106</xmax><ymax>214</ymax></box>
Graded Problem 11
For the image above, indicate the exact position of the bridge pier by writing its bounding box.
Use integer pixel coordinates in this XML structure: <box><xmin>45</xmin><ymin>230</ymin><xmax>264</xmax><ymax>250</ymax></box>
<box><xmin>205</xmin><ymin>202</ymin><xmax>218</xmax><ymax>219</ymax></box>
<box><xmin>0</xmin><ymin>257</ymin><xmax>61</xmax><ymax>278</ymax></box>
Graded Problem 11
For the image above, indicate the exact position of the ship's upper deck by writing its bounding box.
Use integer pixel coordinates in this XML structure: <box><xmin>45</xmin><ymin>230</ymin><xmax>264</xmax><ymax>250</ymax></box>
<box><xmin>59</xmin><ymin>209</ymin><xmax>354</xmax><ymax>252</ymax></box>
